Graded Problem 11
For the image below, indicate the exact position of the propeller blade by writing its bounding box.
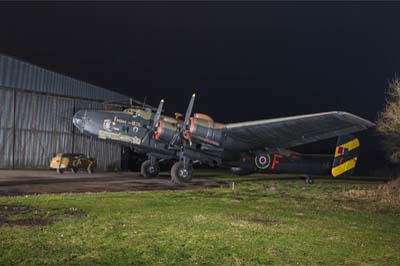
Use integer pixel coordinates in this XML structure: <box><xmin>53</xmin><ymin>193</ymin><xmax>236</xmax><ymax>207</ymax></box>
<box><xmin>141</xmin><ymin>131</ymin><xmax>150</xmax><ymax>144</ymax></box>
<box><xmin>183</xmin><ymin>93</ymin><xmax>196</xmax><ymax>129</ymax></box>
<box><xmin>152</xmin><ymin>99</ymin><xmax>164</xmax><ymax>128</ymax></box>
<box><xmin>141</xmin><ymin>99</ymin><xmax>164</xmax><ymax>144</ymax></box>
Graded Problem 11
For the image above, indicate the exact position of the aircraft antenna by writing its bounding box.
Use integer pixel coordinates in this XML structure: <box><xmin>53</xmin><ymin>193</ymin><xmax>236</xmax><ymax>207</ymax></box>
<box><xmin>142</xmin><ymin>96</ymin><xmax>147</xmax><ymax>108</ymax></box>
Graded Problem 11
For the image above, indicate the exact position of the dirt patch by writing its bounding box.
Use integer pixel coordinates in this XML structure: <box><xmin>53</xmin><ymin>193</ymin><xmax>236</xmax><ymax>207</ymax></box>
<box><xmin>0</xmin><ymin>204</ymin><xmax>32</xmax><ymax>214</ymax></box>
<box><xmin>0</xmin><ymin>171</ymin><xmax>228</xmax><ymax>196</ymax></box>
<box><xmin>4</xmin><ymin>217</ymin><xmax>55</xmax><ymax>226</ymax></box>
<box><xmin>290</xmin><ymin>195</ymin><xmax>307</xmax><ymax>200</ymax></box>
<box><xmin>63</xmin><ymin>208</ymin><xmax>86</xmax><ymax>218</ymax></box>
<box><xmin>342</xmin><ymin>178</ymin><xmax>400</xmax><ymax>207</ymax></box>
<box><xmin>230</xmin><ymin>195</ymin><xmax>243</xmax><ymax>201</ymax></box>
<box><xmin>245</xmin><ymin>216</ymin><xmax>280</xmax><ymax>224</ymax></box>
<box><xmin>229</xmin><ymin>214</ymin><xmax>281</xmax><ymax>225</ymax></box>
<box><xmin>0</xmin><ymin>204</ymin><xmax>87</xmax><ymax>227</ymax></box>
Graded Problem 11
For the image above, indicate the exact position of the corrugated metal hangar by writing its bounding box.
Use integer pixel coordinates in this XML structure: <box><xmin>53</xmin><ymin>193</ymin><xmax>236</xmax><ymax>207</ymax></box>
<box><xmin>0</xmin><ymin>54</ymin><xmax>135</xmax><ymax>171</ymax></box>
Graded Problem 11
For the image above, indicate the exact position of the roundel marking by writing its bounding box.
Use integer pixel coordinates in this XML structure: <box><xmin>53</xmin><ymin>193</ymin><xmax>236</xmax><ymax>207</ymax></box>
<box><xmin>255</xmin><ymin>154</ymin><xmax>271</xmax><ymax>169</ymax></box>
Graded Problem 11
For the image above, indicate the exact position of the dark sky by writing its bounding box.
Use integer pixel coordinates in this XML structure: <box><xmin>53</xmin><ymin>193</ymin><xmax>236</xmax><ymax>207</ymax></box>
<box><xmin>0</xmin><ymin>2</ymin><xmax>397</xmax><ymax>124</ymax></box>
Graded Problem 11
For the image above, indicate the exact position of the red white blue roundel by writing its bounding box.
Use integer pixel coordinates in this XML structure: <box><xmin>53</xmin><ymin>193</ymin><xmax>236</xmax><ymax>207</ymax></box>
<box><xmin>255</xmin><ymin>154</ymin><xmax>271</xmax><ymax>169</ymax></box>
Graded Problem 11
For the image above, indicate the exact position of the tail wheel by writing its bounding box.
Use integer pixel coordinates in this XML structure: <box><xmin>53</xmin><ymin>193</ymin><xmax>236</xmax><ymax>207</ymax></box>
<box><xmin>171</xmin><ymin>161</ymin><xmax>193</xmax><ymax>183</ymax></box>
<box><xmin>140</xmin><ymin>160</ymin><xmax>160</xmax><ymax>178</ymax></box>
<box><xmin>306</xmin><ymin>176</ymin><xmax>314</xmax><ymax>184</ymax></box>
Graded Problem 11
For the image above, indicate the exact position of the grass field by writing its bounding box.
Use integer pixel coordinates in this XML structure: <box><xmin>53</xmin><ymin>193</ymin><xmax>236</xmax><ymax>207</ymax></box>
<box><xmin>0</xmin><ymin>171</ymin><xmax>399</xmax><ymax>266</ymax></box>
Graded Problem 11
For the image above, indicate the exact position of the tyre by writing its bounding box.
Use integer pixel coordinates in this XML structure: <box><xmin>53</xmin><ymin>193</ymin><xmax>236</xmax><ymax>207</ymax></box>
<box><xmin>71</xmin><ymin>167</ymin><xmax>79</xmax><ymax>174</ymax></box>
<box><xmin>306</xmin><ymin>177</ymin><xmax>314</xmax><ymax>184</ymax></box>
<box><xmin>171</xmin><ymin>161</ymin><xmax>193</xmax><ymax>183</ymax></box>
<box><xmin>57</xmin><ymin>168</ymin><xmax>64</xmax><ymax>174</ymax></box>
<box><xmin>140</xmin><ymin>160</ymin><xmax>160</xmax><ymax>178</ymax></box>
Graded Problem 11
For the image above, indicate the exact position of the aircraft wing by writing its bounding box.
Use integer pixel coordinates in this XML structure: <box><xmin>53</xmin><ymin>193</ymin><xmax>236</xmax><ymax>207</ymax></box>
<box><xmin>224</xmin><ymin>111</ymin><xmax>374</xmax><ymax>149</ymax></box>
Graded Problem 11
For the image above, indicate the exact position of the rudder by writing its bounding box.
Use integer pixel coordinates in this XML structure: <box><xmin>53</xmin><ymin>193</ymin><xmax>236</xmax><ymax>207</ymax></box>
<box><xmin>331</xmin><ymin>135</ymin><xmax>360</xmax><ymax>177</ymax></box>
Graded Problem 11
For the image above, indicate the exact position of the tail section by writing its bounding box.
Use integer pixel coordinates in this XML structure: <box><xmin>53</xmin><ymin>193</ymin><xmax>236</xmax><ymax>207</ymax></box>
<box><xmin>331</xmin><ymin>135</ymin><xmax>360</xmax><ymax>177</ymax></box>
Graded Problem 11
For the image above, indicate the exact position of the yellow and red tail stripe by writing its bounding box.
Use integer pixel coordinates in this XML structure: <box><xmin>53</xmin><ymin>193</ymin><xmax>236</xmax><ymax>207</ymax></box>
<box><xmin>331</xmin><ymin>135</ymin><xmax>360</xmax><ymax>177</ymax></box>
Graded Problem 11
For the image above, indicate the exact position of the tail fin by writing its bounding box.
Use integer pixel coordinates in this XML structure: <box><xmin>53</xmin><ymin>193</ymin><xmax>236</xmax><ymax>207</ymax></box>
<box><xmin>331</xmin><ymin>135</ymin><xmax>360</xmax><ymax>177</ymax></box>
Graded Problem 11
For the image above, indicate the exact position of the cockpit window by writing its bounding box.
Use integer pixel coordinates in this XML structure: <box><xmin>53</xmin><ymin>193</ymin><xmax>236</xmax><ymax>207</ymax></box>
<box><xmin>135</xmin><ymin>109</ymin><xmax>152</xmax><ymax>120</ymax></box>
<box><xmin>123</xmin><ymin>108</ymin><xmax>153</xmax><ymax>120</ymax></box>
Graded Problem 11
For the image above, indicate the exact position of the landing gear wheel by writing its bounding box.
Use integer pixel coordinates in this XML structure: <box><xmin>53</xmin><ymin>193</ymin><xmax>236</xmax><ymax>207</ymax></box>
<box><xmin>57</xmin><ymin>168</ymin><xmax>64</xmax><ymax>174</ymax></box>
<box><xmin>71</xmin><ymin>167</ymin><xmax>79</xmax><ymax>174</ymax></box>
<box><xmin>306</xmin><ymin>176</ymin><xmax>314</xmax><ymax>184</ymax></box>
<box><xmin>140</xmin><ymin>160</ymin><xmax>160</xmax><ymax>178</ymax></box>
<box><xmin>171</xmin><ymin>161</ymin><xmax>193</xmax><ymax>183</ymax></box>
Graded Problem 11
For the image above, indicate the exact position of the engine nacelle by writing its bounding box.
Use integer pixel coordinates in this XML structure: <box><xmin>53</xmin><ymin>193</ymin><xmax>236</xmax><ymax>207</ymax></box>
<box><xmin>154</xmin><ymin>119</ymin><xmax>177</xmax><ymax>143</ymax></box>
<box><xmin>188</xmin><ymin>117</ymin><xmax>223</xmax><ymax>145</ymax></box>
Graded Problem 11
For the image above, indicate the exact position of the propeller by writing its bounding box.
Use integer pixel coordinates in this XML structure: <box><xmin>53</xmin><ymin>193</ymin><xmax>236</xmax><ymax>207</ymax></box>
<box><xmin>141</xmin><ymin>93</ymin><xmax>196</xmax><ymax>147</ymax></box>
<box><xmin>152</xmin><ymin>99</ymin><xmax>164</xmax><ymax>129</ymax></box>
<box><xmin>180</xmin><ymin>93</ymin><xmax>196</xmax><ymax>146</ymax></box>
<box><xmin>141</xmin><ymin>99</ymin><xmax>164</xmax><ymax>144</ymax></box>
<box><xmin>183</xmin><ymin>93</ymin><xmax>196</xmax><ymax>131</ymax></box>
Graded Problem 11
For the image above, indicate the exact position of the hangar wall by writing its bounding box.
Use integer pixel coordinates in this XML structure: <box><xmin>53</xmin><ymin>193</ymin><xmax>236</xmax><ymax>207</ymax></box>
<box><xmin>0</xmin><ymin>54</ymin><xmax>130</xmax><ymax>171</ymax></box>
<box><xmin>0</xmin><ymin>54</ymin><xmax>127</xmax><ymax>101</ymax></box>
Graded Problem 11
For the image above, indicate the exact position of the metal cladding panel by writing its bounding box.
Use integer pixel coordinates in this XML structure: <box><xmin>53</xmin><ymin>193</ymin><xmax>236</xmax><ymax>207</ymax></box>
<box><xmin>73</xmin><ymin>135</ymin><xmax>121</xmax><ymax>171</ymax></box>
<box><xmin>55</xmin><ymin>97</ymin><xmax>75</xmax><ymax>133</ymax></box>
<box><xmin>0</xmin><ymin>129</ymin><xmax>13</xmax><ymax>168</ymax></box>
<box><xmin>0</xmin><ymin>89</ymin><xmax>14</xmax><ymax>168</ymax></box>
<box><xmin>1</xmin><ymin>89</ymin><xmax>122</xmax><ymax>170</ymax></box>
<box><xmin>0</xmin><ymin>56</ymin><xmax>4</xmax><ymax>86</ymax></box>
<box><xmin>14</xmin><ymin>130</ymin><xmax>73</xmax><ymax>168</ymax></box>
<box><xmin>0</xmin><ymin>52</ymin><xmax>132</xmax><ymax>170</ymax></box>
<box><xmin>0</xmin><ymin>54</ymin><xmax>129</xmax><ymax>101</ymax></box>
<box><xmin>0</xmin><ymin>89</ymin><xmax>14</xmax><ymax>129</ymax></box>
<box><xmin>0</xmin><ymin>56</ymin><xmax>11</xmax><ymax>86</ymax></box>
<box><xmin>57</xmin><ymin>133</ymin><xmax>74</xmax><ymax>154</ymax></box>
<box><xmin>8</xmin><ymin>57</ymin><xmax>17</xmax><ymax>86</ymax></box>
<box><xmin>15</xmin><ymin>92</ymin><xmax>74</xmax><ymax>133</ymax></box>
<box><xmin>15</xmin><ymin>92</ymin><xmax>52</xmax><ymax>131</ymax></box>
<box><xmin>74</xmin><ymin>99</ymin><xmax>105</xmax><ymax>111</ymax></box>
<box><xmin>14</xmin><ymin>59</ymin><xmax>22</xmax><ymax>88</ymax></box>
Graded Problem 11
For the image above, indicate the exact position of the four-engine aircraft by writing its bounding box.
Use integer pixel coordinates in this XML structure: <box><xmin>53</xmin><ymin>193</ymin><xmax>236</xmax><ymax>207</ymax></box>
<box><xmin>72</xmin><ymin>94</ymin><xmax>375</xmax><ymax>183</ymax></box>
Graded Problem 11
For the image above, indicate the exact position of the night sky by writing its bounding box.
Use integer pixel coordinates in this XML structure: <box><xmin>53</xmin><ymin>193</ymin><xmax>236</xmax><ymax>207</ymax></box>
<box><xmin>0</xmin><ymin>3</ymin><xmax>398</xmax><ymax>162</ymax></box>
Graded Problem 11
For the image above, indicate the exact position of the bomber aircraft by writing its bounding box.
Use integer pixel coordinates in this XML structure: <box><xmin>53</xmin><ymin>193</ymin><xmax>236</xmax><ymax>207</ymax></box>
<box><xmin>72</xmin><ymin>94</ymin><xmax>374</xmax><ymax>183</ymax></box>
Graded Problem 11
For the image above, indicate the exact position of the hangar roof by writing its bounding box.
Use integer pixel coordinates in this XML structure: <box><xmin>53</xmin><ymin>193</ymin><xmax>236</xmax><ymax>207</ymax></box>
<box><xmin>0</xmin><ymin>54</ymin><xmax>129</xmax><ymax>102</ymax></box>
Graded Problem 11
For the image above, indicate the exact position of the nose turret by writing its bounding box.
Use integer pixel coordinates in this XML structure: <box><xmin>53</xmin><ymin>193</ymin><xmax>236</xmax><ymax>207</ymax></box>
<box><xmin>73</xmin><ymin>110</ymin><xmax>87</xmax><ymax>131</ymax></box>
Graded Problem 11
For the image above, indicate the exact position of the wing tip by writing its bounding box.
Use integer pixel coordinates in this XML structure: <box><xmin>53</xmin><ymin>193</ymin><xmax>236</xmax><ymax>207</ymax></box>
<box><xmin>333</xmin><ymin>111</ymin><xmax>376</xmax><ymax>128</ymax></box>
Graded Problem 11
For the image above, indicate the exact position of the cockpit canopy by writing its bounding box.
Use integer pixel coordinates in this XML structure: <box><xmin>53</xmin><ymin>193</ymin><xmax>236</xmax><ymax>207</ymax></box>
<box><xmin>193</xmin><ymin>113</ymin><xmax>213</xmax><ymax>121</ymax></box>
<box><xmin>122</xmin><ymin>109</ymin><xmax>213</xmax><ymax>123</ymax></box>
<box><xmin>123</xmin><ymin>108</ymin><xmax>153</xmax><ymax>120</ymax></box>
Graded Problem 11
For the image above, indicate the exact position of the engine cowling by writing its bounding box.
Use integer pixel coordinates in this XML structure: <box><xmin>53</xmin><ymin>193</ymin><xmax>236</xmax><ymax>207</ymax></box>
<box><xmin>188</xmin><ymin>117</ymin><xmax>223</xmax><ymax>145</ymax></box>
<box><xmin>154</xmin><ymin>119</ymin><xmax>177</xmax><ymax>143</ymax></box>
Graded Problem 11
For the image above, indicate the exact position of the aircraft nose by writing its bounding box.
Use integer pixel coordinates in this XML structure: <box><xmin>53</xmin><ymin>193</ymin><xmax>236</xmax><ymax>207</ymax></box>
<box><xmin>73</xmin><ymin>110</ymin><xmax>87</xmax><ymax>131</ymax></box>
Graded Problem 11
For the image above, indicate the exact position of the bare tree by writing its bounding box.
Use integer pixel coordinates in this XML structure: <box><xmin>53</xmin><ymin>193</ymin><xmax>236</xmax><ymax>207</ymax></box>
<box><xmin>376</xmin><ymin>78</ymin><xmax>400</xmax><ymax>162</ymax></box>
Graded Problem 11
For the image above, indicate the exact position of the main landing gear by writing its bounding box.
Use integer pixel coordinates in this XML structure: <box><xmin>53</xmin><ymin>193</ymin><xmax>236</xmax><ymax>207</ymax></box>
<box><xmin>171</xmin><ymin>161</ymin><xmax>193</xmax><ymax>183</ymax></box>
<box><xmin>140</xmin><ymin>158</ymin><xmax>160</xmax><ymax>178</ymax></box>
<box><xmin>140</xmin><ymin>156</ymin><xmax>194</xmax><ymax>183</ymax></box>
